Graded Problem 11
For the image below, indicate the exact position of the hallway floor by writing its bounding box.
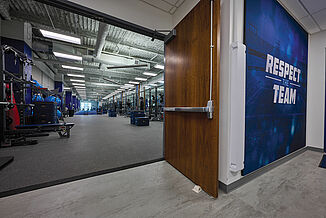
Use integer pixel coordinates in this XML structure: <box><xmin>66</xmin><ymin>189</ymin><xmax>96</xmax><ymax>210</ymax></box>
<box><xmin>0</xmin><ymin>150</ymin><xmax>325</xmax><ymax>218</ymax></box>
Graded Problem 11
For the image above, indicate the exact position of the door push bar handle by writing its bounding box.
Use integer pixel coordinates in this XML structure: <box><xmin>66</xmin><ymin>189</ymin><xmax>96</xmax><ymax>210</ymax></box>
<box><xmin>164</xmin><ymin>107</ymin><xmax>207</xmax><ymax>112</ymax></box>
<box><xmin>164</xmin><ymin>100</ymin><xmax>214</xmax><ymax>119</ymax></box>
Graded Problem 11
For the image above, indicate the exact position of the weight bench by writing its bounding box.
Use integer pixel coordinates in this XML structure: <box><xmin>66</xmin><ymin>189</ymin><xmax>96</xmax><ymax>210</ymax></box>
<box><xmin>16</xmin><ymin>123</ymin><xmax>75</xmax><ymax>138</ymax></box>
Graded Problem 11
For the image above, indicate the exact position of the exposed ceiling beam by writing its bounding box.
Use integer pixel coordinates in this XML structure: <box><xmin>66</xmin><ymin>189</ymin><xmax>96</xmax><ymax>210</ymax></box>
<box><xmin>11</xmin><ymin>11</ymin><xmax>164</xmax><ymax>55</ymax></box>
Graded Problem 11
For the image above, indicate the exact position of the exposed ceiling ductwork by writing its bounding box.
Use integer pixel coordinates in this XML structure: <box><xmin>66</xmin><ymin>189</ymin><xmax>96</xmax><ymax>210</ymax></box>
<box><xmin>7</xmin><ymin>0</ymin><xmax>164</xmax><ymax>100</ymax></box>
<box><xmin>93</xmin><ymin>22</ymin><xmax>110</xmax><ymax>58</ymax></box>
<box><xmin>83</xmin><ymin>54</ymin><xmax>150</xmax><ymax>70</ymax></box>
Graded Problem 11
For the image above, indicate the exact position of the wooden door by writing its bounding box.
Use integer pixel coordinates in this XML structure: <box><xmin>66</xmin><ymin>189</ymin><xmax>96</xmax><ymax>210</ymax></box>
<box><xmin>164</xmin><ymin>0</ymin><xmax>220</xmax><ymax>197</ymax></box>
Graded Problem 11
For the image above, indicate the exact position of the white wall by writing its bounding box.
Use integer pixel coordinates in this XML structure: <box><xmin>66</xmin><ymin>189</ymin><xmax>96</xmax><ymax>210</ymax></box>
<box><xmin>219</xmin><ymin>0</ymin><xmax>232</xmax><ymax>186</ymax></box>
<box><xmin>218</xmin><ymin>0</ymin><xmax>245</xmax><ymax>185</ymax></box>
<box><xmin>67</xmin><ymin>0</ymin><xmax>172</xmax><ymax>30</ymax></box>
<box><xmin>306</xmin><ymin>31</ymin><xmax>326</xmax><ymax>149</ymax></box>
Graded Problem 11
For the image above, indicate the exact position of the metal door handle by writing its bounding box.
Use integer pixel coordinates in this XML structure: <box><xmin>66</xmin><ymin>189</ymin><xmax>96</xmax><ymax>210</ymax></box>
<box><xmin>164</xmin><ymin>100</ymin><xmax>214</xmax><ymax>119</ymax></box>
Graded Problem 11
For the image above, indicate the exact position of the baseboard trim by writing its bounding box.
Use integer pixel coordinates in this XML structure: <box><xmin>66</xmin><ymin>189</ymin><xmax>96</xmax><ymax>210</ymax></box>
<box><xmin>307</xmin><ymin>146</ymin><xmax>324</xmax><ymax>153</ymax></box>
<box><xmin>0</xmin><ymin>158</ymin><xmax>164</xmax><ymax>199</ymax></box>
<box><xmin>219</xmin><ymin>146</ymin><xmax>321</xmax><ymax>193</ymax></box>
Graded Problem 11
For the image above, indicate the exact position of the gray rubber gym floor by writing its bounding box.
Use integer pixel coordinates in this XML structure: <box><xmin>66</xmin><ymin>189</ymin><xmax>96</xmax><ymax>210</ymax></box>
<box><xmin>0</xmin><ymin>115</ymin><xmax>163</xmax><ymax>194</ymax></box>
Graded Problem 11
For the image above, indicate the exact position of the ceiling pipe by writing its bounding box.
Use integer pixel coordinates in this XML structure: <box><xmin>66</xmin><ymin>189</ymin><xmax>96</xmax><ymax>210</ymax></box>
<box><xmin>103</xmin><ymin>77</ymin><xmax>121</xmax><ymax>85</ymax></box>
<box><xmin>83</xmin><ymin>55</ymin><xmax>114</xmax><ymax>66</ymax></box>
<box><xmin>107</xmin><ymin>64</ymin><xmax>148</xmax><ymax>69</ymax></box>
<box><xmin>94</xmin><ymin>22</ymin><xmax>110</xmax><ymax>58</ymax></box>
<box><xmin>82</xmin><ymin>55</ymin><xmax>149</xmax><ymax>70</ymax></box>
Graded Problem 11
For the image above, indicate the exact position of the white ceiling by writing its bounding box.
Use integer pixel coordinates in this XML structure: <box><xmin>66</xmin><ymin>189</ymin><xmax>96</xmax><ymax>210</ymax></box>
<box><xmin>139</xmin><ymin>0</ymin><xmax>185</xmax><ymax>15</ymax></box>
<box><xmin>279</xmin><ymin>0</ymin><xmax>326</xmax><ymax>34</ymax></box>
<box><xmin>141</xmin><ymin>0</ymin><xmax>326</xmax><ymax>34</ymax></box>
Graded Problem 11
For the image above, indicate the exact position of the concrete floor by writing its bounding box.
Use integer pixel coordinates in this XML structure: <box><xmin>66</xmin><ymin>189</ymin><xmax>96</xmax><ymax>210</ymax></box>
<box><xmin>0</xmin><ymin>115</ymin><xmax>163</xmax><ymax>194</ymax></box>
<box><xmin>0</xmin><ymin>150</ymin><xmax>324</xmax><ymax>218</ymax></box>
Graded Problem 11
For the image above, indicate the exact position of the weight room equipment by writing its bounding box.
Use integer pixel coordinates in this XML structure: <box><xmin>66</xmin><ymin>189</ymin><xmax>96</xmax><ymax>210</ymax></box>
<box><xmin>0</xmin><ymin>45</ymin><xmax>75</xmax><ymax>148</ymax></box>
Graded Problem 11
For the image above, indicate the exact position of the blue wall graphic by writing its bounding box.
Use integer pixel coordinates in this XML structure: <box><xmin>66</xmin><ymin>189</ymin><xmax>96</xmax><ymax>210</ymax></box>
<box><xmin>243</xmin><ymin>0</ymin><xmax>308</xmax><ymax>175</ymax></box>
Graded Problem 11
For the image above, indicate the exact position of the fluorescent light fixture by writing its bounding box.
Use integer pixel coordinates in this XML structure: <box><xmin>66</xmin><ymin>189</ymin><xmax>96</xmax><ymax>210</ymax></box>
<box><xmin>40</xmin><ymin>29</ymin><xmax>81</xmax><ymax>44</ymax></box>
<box><xmin>149</xmin><ymin>84</ymin><xmax>157</xmax><ymax>86</ymax></box>
<box><xmin>75</xmin><ymin>86</ymin><xmax>86</xmax><ymax>89</ymax></box>
<box><xmin>53</xmin><ymin>52</ymin><xmax>82</xmax><ymax>61</ymax></box>
<box><xmin>67</xmin><ymin>74</ymin><xmax>85</xmax><ymax>78</ymax></box>
<box><xmin>123</xmin><ymin>84</ymin><xmax>134</xmax><ymax>87</ymax></box>
<box><xmin>135</xmin><ymin>77</ymin><xmax>147</xmax><ymax>81</ymax></box>
<box><xmin>158</xmin><ymin>80</ymin><xmax>164</xmax><ymax>84</ymax></box>
<box><xmin>129</xmin><ymin>81</ymin><xmax>139</xmax><ymax>85</ymax></box>
<box><xmin>70</xmin><ymin>79</ymin><xmax>85</xmax><ymax>83</ymax></box>
<box><xmin>63</xmin><ymin>87</ymin><xmax>70</xmax><ymax>90</ymax></box>
<box><xmin>143</xmin><ymin>72</ymin><xmax>157</xmax><ymax>76</ymax></box>
<box><xmin>154</xmin><ymin>64</ymin><xmax>164</xmax><ymax>70</ymax></box>
<box><xmin>72</xmin><ymin>83</ymin><xmax>85</xmax><ymax>86</ymax></box>
<box><xmin>120</xmin><ymin>86</ymin><xmax>132</xmax><ymax>89</ymax></box>
<box><xmin>62</xmin><ymin>65</ymin><xmax>83</xmax><ymax>71</ymax></box>
<box><xmin>92</xmin><ymin>82</ymin><xmax>120</xmax><ymax>87</ymax></box>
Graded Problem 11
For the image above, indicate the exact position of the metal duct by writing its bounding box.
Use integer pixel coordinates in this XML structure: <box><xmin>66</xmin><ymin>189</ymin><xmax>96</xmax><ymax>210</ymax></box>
<box><xmin>83</xmin><ymin>55</ymin><xmax>150</xmax><ymax>70</ymax></box>
<box><xmin>83</xmin><ymin>55</ymin><xmax>113</xmax><ymax>66</ymax></box>
<box><xmin>102</xmin><ymin>77</ymin><xmax>121</xmax><ymax>85</ymax></box>
<box><xmin>107</xmin><ymin>64</ymin><xmax>148</xmax><ymax>69</ymax></box>
<box><xmin>94</xmin><ymin>22</ymin><xmax>110</xmax><ymax>58</ymax></box>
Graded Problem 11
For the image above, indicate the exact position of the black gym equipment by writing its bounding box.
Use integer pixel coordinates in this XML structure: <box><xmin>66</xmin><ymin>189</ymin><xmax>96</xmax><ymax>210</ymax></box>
<box><xmin>130</xmin><ymin>110</ymin><xmax>145</xmax><ymax>125</ymax></box>
<box><xmin>150</xmin><ymin>87</ymin><xmax>164</xmax><ymax>122</ymax></box>
<box><xmin>108</xmin><ymin>109</ymin><xmax>117</xmax><ymax>117</ymax></box>
<box><xmin>134</xmin><ymin>117</ymin><xmax>149</xmax><ymax>126</ymax></box>
<box><xmin>0</xmin><ymin>45</ymin><xmax>75</xmax><ymax>148</ymax></box>
<box><xmin>16</xmin><ymin>123</ymin><xmax>75</xmax><ymax>138</ymax></box>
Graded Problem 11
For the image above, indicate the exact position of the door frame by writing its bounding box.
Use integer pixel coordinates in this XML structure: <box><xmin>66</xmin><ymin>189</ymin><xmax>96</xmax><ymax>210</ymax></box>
<box><xmin>324</xmin><ymin>48</ymin><xmax>326</xmax><ymax>153</ymax></box>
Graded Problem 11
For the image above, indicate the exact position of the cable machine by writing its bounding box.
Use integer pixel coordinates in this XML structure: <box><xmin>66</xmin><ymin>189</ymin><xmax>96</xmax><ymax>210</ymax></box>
<box><xmin>0</xmin><ymin>45</ymin><xmax>74</xmax><ymax>147</ymax></box>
